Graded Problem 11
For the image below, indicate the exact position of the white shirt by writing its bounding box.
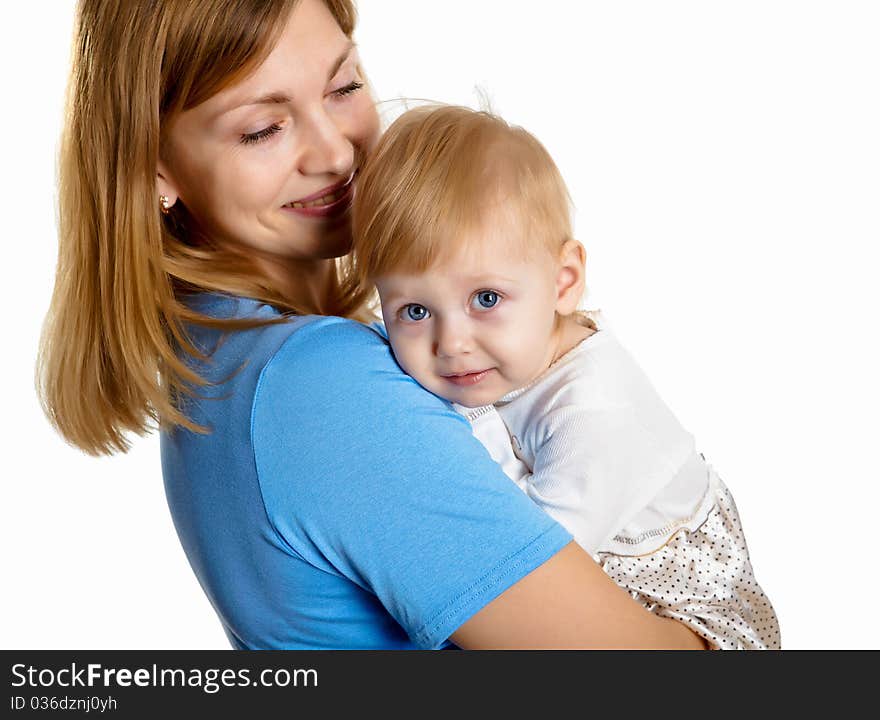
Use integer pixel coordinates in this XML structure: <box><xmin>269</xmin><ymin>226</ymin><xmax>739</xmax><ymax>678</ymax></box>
<box><xmin>459</xmin><ymin>317</ymin><xmax>714</xmax><ymax>556</ymax></box>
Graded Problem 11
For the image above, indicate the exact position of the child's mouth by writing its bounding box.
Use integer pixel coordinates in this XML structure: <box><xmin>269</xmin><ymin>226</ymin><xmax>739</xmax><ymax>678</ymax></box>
<box><xmin>441</xmin><ymin>369</ymin><xmax>493</xmax><ymax>387</ymax></box>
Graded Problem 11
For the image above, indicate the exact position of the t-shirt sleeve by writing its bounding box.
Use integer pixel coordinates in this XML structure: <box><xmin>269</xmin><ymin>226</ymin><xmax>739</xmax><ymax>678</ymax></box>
<box><xmin>251</xmin><ymin>318</ymin><xmax>572</xmax><ymax>649</ymax></box>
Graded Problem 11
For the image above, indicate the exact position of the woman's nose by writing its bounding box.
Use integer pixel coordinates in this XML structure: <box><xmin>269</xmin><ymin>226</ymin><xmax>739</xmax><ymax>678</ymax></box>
<box><xmin>296</xmin><ymin>109</ymin><xmax>354</xmax><ymax>177</ymax></box>
<box><xmin>434</xmin><ymin>318</ymin><xmax>472</xmax><ymax>358</ymax></box>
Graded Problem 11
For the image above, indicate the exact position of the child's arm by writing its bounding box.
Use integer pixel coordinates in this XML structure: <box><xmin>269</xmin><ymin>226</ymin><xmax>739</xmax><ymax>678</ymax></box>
<box><xmin>464</xmin><ymin>398</ymin><xmax>696</xmax><ymax>554</ymax></box>
<box><xmin>496</xmin><ymin>326</ymin><xmax>704</xmax><ymax>555</ymax></box>
<box><xmin>456</xmin><ymin>403</ymin><xmax>532</xmax><ymax>491</ymax></box>
<box><xmin>519</xmin><ymin>402</ymin><xmax>695</xmax><ymax>554</ymax></box>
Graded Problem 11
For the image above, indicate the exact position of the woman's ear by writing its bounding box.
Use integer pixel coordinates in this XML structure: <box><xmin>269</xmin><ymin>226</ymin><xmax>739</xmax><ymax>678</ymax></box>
<box><xmin>156</xmin><ymin>158</ymin><xmax>180</xmax><ymax>210</ymax></box>
<box><xmin>555</xmin><ymin>239</ymin><xmax>587</xmax><ymax>315</ymax></box>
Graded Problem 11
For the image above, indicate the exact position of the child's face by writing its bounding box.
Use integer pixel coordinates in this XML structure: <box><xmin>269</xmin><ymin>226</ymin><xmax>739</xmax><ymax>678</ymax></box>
<box><xmin>375</xmin><ymin>219</ymin><xmax>569</xmax><ymax>408</ymax></box>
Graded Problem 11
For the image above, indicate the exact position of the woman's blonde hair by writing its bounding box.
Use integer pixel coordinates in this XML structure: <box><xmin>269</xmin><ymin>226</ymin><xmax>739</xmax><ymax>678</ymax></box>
<box><xmin>38</xmin><ymin>0</ymin><xmax>368</xmax><ymax>456</ymax></box>
<box><xmin>350</xmin><ymin>104</ymin><xmax>574</xmax><ymax>287</ymax></box>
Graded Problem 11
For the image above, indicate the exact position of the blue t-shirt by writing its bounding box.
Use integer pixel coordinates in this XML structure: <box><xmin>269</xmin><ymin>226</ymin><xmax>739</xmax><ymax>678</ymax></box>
<box><xmin>161</xmin><ymin>294</ymin><xmax>572</xmax><ymax>649</ymax></box>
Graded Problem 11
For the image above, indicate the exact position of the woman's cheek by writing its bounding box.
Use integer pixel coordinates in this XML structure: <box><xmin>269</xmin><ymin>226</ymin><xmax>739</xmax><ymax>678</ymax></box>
<box><xmin>230</xmin><ymin>153</ymin><xmax>290</xmax><ymax>210</ymax></box>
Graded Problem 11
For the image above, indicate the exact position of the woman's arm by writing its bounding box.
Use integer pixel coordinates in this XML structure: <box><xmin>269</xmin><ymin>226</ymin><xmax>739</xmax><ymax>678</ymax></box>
<box><xmin>462</xmin><ymin>409</ymin><xmax>705</xmax><ymax>647</ymax></box>
<box><xmin>257</xmin><ymin>319</ymin><xmax>708</xmax><ymax>650</ymax></box>
<box><xmin>452</xmin><ymin>541</ymin><xmax>707</xmax><ymax>649</ymax></box>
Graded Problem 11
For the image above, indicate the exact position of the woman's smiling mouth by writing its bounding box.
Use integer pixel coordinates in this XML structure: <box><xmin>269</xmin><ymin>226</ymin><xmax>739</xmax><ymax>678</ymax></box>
<box><xmin>282</xmin><ymin>171</ymin><xmax>356</xmax><ymax>217</ymax></box>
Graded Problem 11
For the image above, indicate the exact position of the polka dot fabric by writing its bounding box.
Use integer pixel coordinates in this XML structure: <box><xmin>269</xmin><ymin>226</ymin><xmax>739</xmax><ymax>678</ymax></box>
<box><xmin>597</xmin><ymin>477</ymin><xmax>781</xmax><ymax>650</ymax></box>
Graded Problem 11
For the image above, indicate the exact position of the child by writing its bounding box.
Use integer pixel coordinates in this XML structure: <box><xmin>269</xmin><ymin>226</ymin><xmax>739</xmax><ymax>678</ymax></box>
<box><xmin>350</xmin><ymin>104</ymin><xmax>780</xmax><ymax>650</ymax></box>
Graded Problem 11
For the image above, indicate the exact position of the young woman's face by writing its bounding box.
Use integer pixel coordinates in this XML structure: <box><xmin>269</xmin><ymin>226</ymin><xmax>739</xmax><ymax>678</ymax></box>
<box><xmin>159</xmin><ymin>0</ymin><xmax>379</xmax><ymax>262</ymax></box>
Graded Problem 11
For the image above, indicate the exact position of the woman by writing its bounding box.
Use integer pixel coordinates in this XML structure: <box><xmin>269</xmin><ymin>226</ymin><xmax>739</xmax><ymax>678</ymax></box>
<box><xmin>39</xmin><ymin>0</ymin><xmax>706</xmax><ymax>649</ymax></box>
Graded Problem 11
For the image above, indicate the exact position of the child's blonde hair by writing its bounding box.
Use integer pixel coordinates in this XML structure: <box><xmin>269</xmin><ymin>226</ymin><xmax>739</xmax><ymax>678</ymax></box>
<box><xmin>351</xmin><ymin>104</ymin><xmax>575</xmax><ymax>287</ymax></box>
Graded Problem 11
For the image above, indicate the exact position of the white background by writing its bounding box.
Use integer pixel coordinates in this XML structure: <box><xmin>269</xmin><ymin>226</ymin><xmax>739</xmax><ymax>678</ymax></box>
<box><xmin>2</xmin><ymin>1</ymin><xmax>878</xmax><ymax>649</ymax></box>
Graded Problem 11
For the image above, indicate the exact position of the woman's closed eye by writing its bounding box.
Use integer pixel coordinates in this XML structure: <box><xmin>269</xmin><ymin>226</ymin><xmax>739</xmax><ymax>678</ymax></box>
<box><xmin>240</xmin><ymin>123</ymin><xmax>283</xmax><ymax>146</ymax></box>
<box><xmin>238</xmin><ymin>82</ymin><xmax>363</xmax><ymax>146</ymax></box>
<box><xmin>471</xmin><ymin>290</ymin><xmax>502</xmax><ymax>311</ymax></box>
<box><xmin>330</xmin><ymin>80</ymin><xmax>364</xmax><ymax>99</ymax></box>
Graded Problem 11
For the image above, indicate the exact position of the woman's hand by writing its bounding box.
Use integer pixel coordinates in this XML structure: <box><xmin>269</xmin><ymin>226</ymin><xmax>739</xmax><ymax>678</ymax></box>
<box><xmin>451</xmin><ymin>541</ymin><xmax>708</xmax><ymax>650</ymax></box>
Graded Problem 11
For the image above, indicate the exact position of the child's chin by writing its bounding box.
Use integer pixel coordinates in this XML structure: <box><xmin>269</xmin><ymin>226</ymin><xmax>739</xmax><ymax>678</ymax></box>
<box><xmin>448</xmin><ymin>389</ymin><xmax>504</xmax><ymax>409</ymax></box>
<box><xmin>423</xmin><ymin>374</ymin><xmax>504</xmax><ymax>408</ymax></box>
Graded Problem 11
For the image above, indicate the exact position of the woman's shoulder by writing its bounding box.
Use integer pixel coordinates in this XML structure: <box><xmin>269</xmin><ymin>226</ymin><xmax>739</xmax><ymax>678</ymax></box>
<box><xmin>184</xmin><ymin>292</ymin><xmax>390</xmax><ymax>370</ymax></box>
<box><xmin>260</xmin><ymin>313</ymin><xmax>395</xmax><ymax>383</ymax></box>
<box><xmin>251</xmin><ymin>310</ymin><xmax>426</xmax><ymax>434</ymax></box>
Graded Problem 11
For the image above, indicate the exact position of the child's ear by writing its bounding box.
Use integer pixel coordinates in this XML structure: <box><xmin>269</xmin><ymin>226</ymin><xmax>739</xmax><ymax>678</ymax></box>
<box><xmin>555</xmin><ymin>239</ymin><xmax>587</xmax><ymax>315</ymax></box>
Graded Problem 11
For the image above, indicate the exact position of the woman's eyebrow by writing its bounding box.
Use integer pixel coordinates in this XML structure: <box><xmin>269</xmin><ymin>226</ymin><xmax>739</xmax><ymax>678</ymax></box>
<box><xmin>219</xmin><ymin>42</ymin><xmax>357</xmax><ymax>114</ymax></box>
<box><xmin>327</xmin><ymin>41</ymin><xmax>357</xmax><ymax>82</ymax></box>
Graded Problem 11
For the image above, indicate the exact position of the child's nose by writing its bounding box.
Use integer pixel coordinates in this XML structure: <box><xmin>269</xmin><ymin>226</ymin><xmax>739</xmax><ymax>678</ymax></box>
<box><xmin>433</xmin><ymin>318</ymin><xmax>472</xmax><ymax>358</ymax></box>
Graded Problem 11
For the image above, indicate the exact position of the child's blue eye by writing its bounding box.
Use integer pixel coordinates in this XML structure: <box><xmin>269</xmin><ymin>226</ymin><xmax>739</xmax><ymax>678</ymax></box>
<box><xmin>402</xmin><ymin>304</ymin><xmax>430</xmax><ymax>322</ymax></box>
<box><xmin>473</xmin><ymin>291</ymin><xmax>500</xmax><ymax>310</ymax></box>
